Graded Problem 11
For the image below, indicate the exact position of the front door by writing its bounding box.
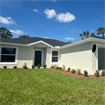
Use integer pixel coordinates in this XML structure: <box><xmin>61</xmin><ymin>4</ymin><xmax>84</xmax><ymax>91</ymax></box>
<box><xmin>34</xmin><ymin>51</ymin><xmax>42</xmax><ymax>66</ymax></box>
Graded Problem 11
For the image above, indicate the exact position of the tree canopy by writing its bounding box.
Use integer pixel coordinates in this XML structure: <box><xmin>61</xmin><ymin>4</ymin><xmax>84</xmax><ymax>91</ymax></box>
<box><xmin>97</xmin><ymin>27</ymin><xmax>105</xmax><ymax>38</ymax></box>
<box><xmin>0</xmin><ymin>27</ymin><xmax>13</xmax><ymax>39</ymax></box>
<box><xmin>79</xmin><ymin>31</ymin><xmax>96</xmax><ymax>40</ymax></box>
<box><xmin>19</xmin><ymin>35</ymin><xmax>30</xmax><ymax>38</ymax></box>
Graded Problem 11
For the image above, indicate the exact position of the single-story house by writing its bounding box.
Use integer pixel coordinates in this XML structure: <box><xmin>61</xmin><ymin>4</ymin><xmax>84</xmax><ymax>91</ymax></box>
<box><xmin>0</xmin><ymin>36</ymin><xmax>105</xmax><ymax>75</ymax></box>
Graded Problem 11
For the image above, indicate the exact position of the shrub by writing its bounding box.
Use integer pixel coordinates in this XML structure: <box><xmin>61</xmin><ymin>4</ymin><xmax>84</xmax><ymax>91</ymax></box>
<box><xmin>37</xmin><ymin>64</ymin><xmax>40</xmax><ymax>69</ymax></box>
<box><xmin>56</xmin><ymin>66</ymin><xmax>59</xmax><ymax>70</ymax></box>
<box><xmin>76</xmin><ymin>68</ymin><xmax>81</xmax><ymax>75</ymax></box>
<box><xmin>59</xmin><ymin>67</ymin><xmax>62</xmax><ymax>70</ymax></box>
<box><xmin>43</xmin><ymin>64</ymin><xmax>47</xmax><ymax>69</ymax></box>
<box><xmin>32</xmin><ymin>65</ymin><xmax>35</xmax><ymax>69</ymax></box>
<box><xmin>51</xmin><ymin>65</ymin><xmax>54</xmax><ymax>69</ymax></box>
<box><xmin>3</xmin><ymin>66</ymin><xmax>7</xmax><ymax>69</ymax></box>
<box><xmin>84</xmin><ymin>70</ymin><xmax>88</xmax><ymax>77</ymax></box>
<box><xmin>54</xmin><ymin>64</ymin><xmax>57</xmax><ymax>69</ymax></box>
<box><xmin>94</xmin><ymin>70</ymin><xmax>99</xmax><ymax>77</ymax></box>
<box><xmin>71</xmin><ymin>69</ymin><xmax>76</xmax><ymax>73</ymax></box>
<box><xmin>62</xmin><ymin>65</ymin><xmax>66</xmax><ymax>71</ymax></box>
<box><xmin>13</xmin><ymin>66</ymin><xmax>17</xmax><ymax>69</ymax></box>
<box><xmin>22</xmin><ymin>65</ymin><xmax>27</xmax><ymax>69</ymax></box>
<box><xmin>101</xmin><ymin>70</ymin><xmax>105</xmax><ymax>76</ymax></box>
<box><xmin>67</xmin><ymin>67</ymin><xmax>70</xmax><ymax>72</ymax></box>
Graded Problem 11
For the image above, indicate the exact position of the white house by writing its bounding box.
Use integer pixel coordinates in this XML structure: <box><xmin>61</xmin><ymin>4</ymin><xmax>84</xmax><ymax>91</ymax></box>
<box><xmin>0</xmin><ymin>36</ymin><xmax>105</xmax><ymax>75</ymax></box>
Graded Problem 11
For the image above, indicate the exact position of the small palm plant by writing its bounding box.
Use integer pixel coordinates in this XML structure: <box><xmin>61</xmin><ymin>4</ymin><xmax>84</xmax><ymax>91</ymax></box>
<box><xmin>97</xmin><ymin>27</ymin><xmax>105</xmax><ymax>38</ymax></box>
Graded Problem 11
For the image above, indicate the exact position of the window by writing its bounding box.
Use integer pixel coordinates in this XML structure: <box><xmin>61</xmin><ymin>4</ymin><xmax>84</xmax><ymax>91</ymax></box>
<box><xmin>52</xmin><ymin>51</ymin><xmax>58</xmax><ymax>62</ymax></box>
<box><xmin>0</xmin><ymin>47</ymin><xmax>16</xmax><ymax>62</ymax></box>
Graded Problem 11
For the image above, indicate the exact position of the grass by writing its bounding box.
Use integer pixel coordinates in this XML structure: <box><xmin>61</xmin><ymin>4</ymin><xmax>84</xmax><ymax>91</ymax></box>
<box><xmin>0</xmin><ymin>69</ymin><xmax>105</xmax><ymax>105</ymax></box>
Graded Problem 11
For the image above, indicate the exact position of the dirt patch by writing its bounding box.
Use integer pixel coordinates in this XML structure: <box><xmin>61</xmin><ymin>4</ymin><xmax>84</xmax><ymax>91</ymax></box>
<box><xmin>49</xmin><ymin>68</ymin><xmax>105</xmax><ymax>78</ymax></box>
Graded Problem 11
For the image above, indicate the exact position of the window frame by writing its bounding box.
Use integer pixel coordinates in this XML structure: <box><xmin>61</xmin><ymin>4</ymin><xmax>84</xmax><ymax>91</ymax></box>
<box><xmin>51</xmin><ymin>49</ymin><xmax>60</xmax><ymax>64</ymax></box>
<box><xmin>0</xmin><ymin>46</ymin><xmax>18</xmax><ymax>65</ymax></box>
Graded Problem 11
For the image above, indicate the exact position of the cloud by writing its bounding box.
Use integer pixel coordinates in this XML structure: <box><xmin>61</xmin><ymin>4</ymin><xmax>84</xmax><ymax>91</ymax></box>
<box><xmin>44</xmin><ymin>9</ymin><xmax>56</xmax><ymax>19</ymax></box>
<box><xmin>33</xmin><ymin>9</ymin><xmax>38</xmax><ymax>12</ymax></box>
<box><xmin>65</xmin><ymin>37</ymin><xmax>74</xmax><ymax>40</ymax></box>
<box><xmin>51</xmin><ymin>0</ymin><xmax>57</xmax><ymax>2</ymax></box>
<box><xmin>91</xmin><ymin>30</ymin><xmax>94</xmax><ymax>33</ymax></box>
<box><xmin>0</xmin><ymin>16</ymin><xmax>15</xmax><ymax>24</ymax></box>
<box><xmin>10</xmin><ymin>30</ymin><xmax>24</xmax><ymax>35</ymax></box>
<box><xmin>33</xmin><ymin>9</ymin><xmax>40</xmax><ymax>13</ymax></box>
<box><xmin>44</xmin><ymin>9</ymin><xmax>75</xmax><ymax>23</ymax></box>
<box><xmin>56</xmin><ymin>12</ymin><xmax>75</xmax><ymax>23</ymax></box>
<box><xmin>42</xmin><ymin>37</ymin><xmax>50</xmax><ymax>39</ymax></box>
<box><xmin>33</xmin><ymin>0</ymin><xmax>38</xmax><ymax>1</ymax></box>
<box><xmin>33</xmin><ymin>0</ymin><xmax>57</xmax><ymax>1</ymax></box>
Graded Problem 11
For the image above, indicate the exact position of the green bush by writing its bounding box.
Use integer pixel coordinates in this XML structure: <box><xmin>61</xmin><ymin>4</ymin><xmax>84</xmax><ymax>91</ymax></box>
<box><xmin>101</xmin><ymin>70</ymin><xmax>105</xmax><ymax>76</ymax></box>
<box><xmin>62</xmin><ymin>65</ymin><xmax>66</xmax><ymax>71</ymax></box>
<box><xmin>13</xmin><ymin>66</ymin><xmax>17</xmax><ymax>69</ymax></box>
<box><xmin>59</xmin><ymin>67</ymin><xmax>62</xmax><ymax>70</ymax></box>
<box><xmin>76</xmin><ymin>68</ymin><xmax>81</xmax><ymax>75</ymax></box>
<box><xmin>67</xmin><ymin>67</ymin><xmax>70</xmax><ymax>72</ymax></box>
<box><xmin>54</xmin><ymin>64</ymin><xmax>57</xmax><ymax>69</ymax></box>
<box><xmin>94</xmin><ymin>70</ymin><xmax>99</xmax><ymax>77</ymax></box>
<box><xmin>37</xmin><ymin>64</ymin><xmax>40</xmax><ymax>69</ymax></box>
<box><xmin>3</xmin><ymin>66</ymin><xmax>7</xmax><ymax>69</ymax></box>
<box><xmin>22</xmin><ymin>65</ymin><xmax>27</xmax><ymax>69</ymax></box>
<box><xmin>32</xmin><ymin>65</ymin><xmax>35</xmax><ymax>69</ymax></box>
<box><xmin>51</xmin><ymin>65</ymin><xmax>54</xmax><ymax>69</ymax></box>
<box><xmin>84</xmin><ymin>70</ymin><xmax>88</xmax><ymax>77</ymax></box>
<box><xmin>43</xmin><ymin>64</ymin><xmax>47</xmax><ymax>69</ymax></box>
<box><xmin>71</xmin><ymin>69</ymin><xmax>76</xmax><ymax>73</ymax></box>
<box><xmin>56</xmin><ymin>66</ymin><xmax>59</xmax><ymax>70</ymax></box>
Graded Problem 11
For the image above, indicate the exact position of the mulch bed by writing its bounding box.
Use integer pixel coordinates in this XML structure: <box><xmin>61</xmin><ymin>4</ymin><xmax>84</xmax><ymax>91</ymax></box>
<box><xmin>0</xmin><ymin>68</ymin><xmax>31</xmax><ymax>70</ymax></box>
<box><xmin>49</xmin><ymin>68</ymin><xmax>105</xmax><ymax>78</ymax></box>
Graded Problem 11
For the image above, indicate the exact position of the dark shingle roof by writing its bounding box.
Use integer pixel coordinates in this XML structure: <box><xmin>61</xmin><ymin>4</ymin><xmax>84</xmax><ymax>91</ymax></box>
<box><xmin>0</xmin><ymin>37</ymin><xmax>67</xmax><ymax>47</ymax></box>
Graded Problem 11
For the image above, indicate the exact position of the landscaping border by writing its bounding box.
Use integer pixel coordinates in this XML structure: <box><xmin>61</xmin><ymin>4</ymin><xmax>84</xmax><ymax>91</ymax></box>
<box><xmin>49</xmin><ymin>68</ymin><xmax>105</xmax><ymax>78</ymax></box>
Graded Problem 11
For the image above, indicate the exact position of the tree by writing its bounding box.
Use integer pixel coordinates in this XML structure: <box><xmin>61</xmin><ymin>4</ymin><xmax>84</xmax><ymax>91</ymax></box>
<box><xmin>79</xmin><ymin>31</ymin><xmax>90</xmax><ymax>39</ymax></box>
<box><xmin>97</xmin><ymin>27</ymin><xmax>105</xmax><ymax>38</ymax></box>
<box><xmin>90</xmin><ymin>32</ymin><xmax>96</xmax><ymax>37</ymax></box>
<box><xmin>0</xmin><ymin>27</ymin><xmax>13</xmax><ymax>39</ymax></box>
<box><xmin>19</xmin><ymin>35</ymin><xmax>30</xmax><ymax>38</ymax></box>
<box><xmin>80</xmin><ymin>31</ymin><xmax>96</xmax><ymax>40</ymax></box>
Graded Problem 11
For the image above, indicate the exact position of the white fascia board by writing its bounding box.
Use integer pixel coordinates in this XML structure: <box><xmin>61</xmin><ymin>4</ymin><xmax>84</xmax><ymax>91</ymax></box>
<box><xmin>0</xmin><ymin>42</ymin><xmax>28</xmax><ymax>47</ymax></box>
<box><xmin>28</xmin><ymin>40</ymin><xmax>53</xmax><ymax>48</ymax></box>
<box><xmin>60</xmin><ymin>37</ymin><xmax>105</xmax><ymax>49</ymax></box>
<box><xmin>91</xmin><ymin>38</ymin><xmax>105</xmax><ymax>44</ymax></box>
<box><xmin>60</xmin><ymin>37</ymin><xmax>92</xmax><ymax>49</ymax></box>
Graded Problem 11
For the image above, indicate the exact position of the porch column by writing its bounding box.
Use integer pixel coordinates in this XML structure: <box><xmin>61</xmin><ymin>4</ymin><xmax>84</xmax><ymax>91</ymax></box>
<box><xmin>46</xmin><ymin>47</ymin><xmax>51</xmax><ymax>68</ymax></box>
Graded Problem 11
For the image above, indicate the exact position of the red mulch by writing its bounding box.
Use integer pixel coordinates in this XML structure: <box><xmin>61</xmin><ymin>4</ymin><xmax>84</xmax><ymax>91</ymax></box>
<box><xmin>49</xmin><ymin>68</ymin><xmax>105</xmax><ymax>78</ymax></box>
<box><xmin>0</xmin><ymin>68</ymin><xmax>31</xmax><ymax>70</ymax></box>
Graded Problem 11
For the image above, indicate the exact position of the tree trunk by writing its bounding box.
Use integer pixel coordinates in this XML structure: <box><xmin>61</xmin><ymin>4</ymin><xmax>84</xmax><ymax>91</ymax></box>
<box><xmin>102</xmin><ymin>34</ymin><xmax>104</xmax><ymax>38</ymax></box>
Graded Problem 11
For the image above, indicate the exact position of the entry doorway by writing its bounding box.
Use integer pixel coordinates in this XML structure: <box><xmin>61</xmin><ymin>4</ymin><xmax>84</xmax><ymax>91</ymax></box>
<box><xmin>34</xmin><ymin>50</ymin><xmax>43</xmax><ymax>66</ymax></box>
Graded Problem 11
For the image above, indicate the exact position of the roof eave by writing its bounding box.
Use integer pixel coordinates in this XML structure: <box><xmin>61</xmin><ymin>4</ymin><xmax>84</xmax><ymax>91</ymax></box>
<box><xmin>60</xmin><ymin>37</ymin><xmax>105</xmax><ymax>49</ymax></box>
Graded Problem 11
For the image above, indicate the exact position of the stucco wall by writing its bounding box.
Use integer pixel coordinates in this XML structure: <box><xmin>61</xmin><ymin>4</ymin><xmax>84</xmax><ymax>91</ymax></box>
<box><xmin>0</xmin><ymin>45</ymin><xmax>33</xmax><ymax>68</ymax></box>
<box><xmin>0</xmin><ymin>43</ymin><xmax>55</xmax><ymax>69</ymax></box>
<box><xmin>60</xmin><ymin>42</ymin><xmax>93</xmax><ymax>74</ymax></box>
<box><xmin>92</xmin><ymin>42</ymin><xmax>105</xmax><ymax>73</ymax></box>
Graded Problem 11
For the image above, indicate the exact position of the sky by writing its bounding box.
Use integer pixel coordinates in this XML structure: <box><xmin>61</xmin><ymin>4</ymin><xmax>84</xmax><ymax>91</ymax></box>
<box><xmin>0</xmin><ymin>0</ymin><xmax>104</xmax><ymax>42</ymax></box>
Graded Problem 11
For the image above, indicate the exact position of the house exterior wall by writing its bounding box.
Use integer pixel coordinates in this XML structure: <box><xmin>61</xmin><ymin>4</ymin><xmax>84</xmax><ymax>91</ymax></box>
<box><xmin>92</xmin><ymin>42</ymin><xmax>105</xmax><ymax>74</ymax></box>
<box><xmin>0</xmin><ymin>43</ymin><xmax>52</xmax><ymax>69</ymax></box>
<box><xmin>0</xmin><ymin>40</ymin><xmax>104</xmax><ymax>73</ymax></box>
<box><xmin>0</xmin><ymin>45</ymin><xmax>33</xmax><ymax>68</ymax></box>
<box><xmin>60</xmin><ymin>42</ymin><xmax>94</xmax><ymax>74</ymax></box>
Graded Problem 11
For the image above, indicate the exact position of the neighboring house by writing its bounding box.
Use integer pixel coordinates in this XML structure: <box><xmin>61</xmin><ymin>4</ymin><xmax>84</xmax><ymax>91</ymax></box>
<box><xmin>0</xmin><ymin>36</ymin><xmax>105</xmax><ymax>75</ymax></box>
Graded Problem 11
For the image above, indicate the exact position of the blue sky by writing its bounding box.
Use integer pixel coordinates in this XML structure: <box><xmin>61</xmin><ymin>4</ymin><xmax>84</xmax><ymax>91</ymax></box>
<box><xmin>0</xmin><ymin>0</ymin><xmax>104</xmax><ymax>42</ymax></box>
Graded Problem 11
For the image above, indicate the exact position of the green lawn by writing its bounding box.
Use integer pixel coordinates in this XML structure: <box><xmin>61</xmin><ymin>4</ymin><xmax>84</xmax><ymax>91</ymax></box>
<box><xmin>0</xmin><ymin>69</ymin><xmax>105</xmax><ymax>105</ymax></box>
